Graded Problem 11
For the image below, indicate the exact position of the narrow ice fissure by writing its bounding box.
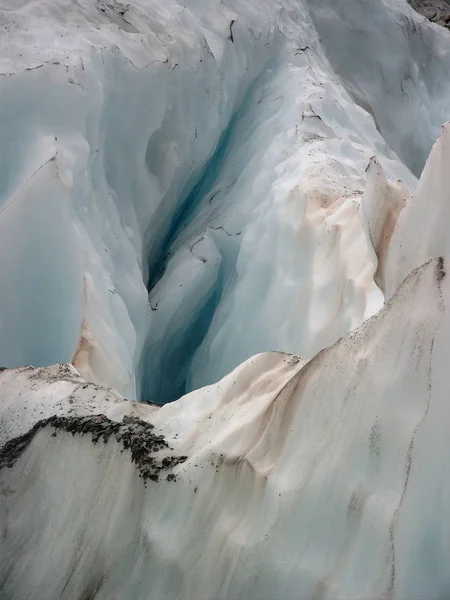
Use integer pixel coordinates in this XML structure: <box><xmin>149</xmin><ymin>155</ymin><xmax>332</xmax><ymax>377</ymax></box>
<box><xmin>137</xmin><ymin>28</ymin><xmax>421</xmax><ymax>405</ymax></box>
<box><xmin>139</xmin><ymin>65</ymin><xmax>273</xmax><ymax>404</ymax></box>
<box><xmin>145</xmin><ymin>98</ymin><xmax>237</xmax><ymax>294</ymax></box>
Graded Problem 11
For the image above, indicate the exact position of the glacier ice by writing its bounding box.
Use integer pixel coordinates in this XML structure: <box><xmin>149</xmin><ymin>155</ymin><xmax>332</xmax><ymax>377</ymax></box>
<box><xmin>1</xmin><ymin>0</ymin><xmax>450</xmax><ymax>598</ymax></box>
<box><xmin>0</xmin><ymin>0</ymin><xmax>425</xmax><ymax>401</ymax></box>
<box><xmin>1</xmin><ymin>254</ymin><xmax>450</xmax><ymax>599</ymax></box>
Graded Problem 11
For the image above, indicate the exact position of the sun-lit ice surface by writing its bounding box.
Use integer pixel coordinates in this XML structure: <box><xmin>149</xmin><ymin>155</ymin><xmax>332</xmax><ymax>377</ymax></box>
<box><xmin>0</xmin><ymin>0</ymin><xmax>450</xmax><ymax>598</ymax></box>
<box><xmin>0</xmin><ymin>0</ymin><xmax>428</xmax><ymax>401</ymax></box>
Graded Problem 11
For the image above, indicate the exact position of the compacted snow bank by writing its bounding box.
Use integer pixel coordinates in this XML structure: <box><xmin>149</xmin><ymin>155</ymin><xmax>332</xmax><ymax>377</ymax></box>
<box><xmin>1</xmin><ymin>253</ymin><xmax>449</xmax><ymax>599</ymax></box>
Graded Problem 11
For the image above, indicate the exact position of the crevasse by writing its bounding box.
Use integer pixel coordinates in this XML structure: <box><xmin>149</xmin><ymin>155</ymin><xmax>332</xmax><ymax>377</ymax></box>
<box><xmin>1</xmin><ymin>1</ymin><xmax>450</xmax><ymax>598</ymax></box>
<box><xmin>0</xmin><ymin>0</ymin><xmax>447</xmax><ymax>404</ymax></box>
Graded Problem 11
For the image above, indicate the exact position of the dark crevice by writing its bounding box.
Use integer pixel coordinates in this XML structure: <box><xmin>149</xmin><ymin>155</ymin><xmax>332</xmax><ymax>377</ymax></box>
<box><xmin>139</xmin><ymin>65</ymin><xmax>273</xmax><ymax>404</ymax></box>
<box><xmin>145</xmin><ymin>60</ymin><xmax>274</xmax><ymax>293</ymax></box>
<box><xmin>146</xmin><ymin>105</ymin><xmax>239</xmax><ymax>293</ymax></box>
<box><xmin>142</xmin><ymin>266</ymin><xmax>224</xmax><ymax>404</ymax></box>
<box><xmin>139</xmin><ymin>113</ymin><xmax>240</xmax><ymax>404</ymax></box>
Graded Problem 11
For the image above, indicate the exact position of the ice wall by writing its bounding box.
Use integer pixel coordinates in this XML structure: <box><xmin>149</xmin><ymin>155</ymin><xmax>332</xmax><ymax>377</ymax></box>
<box><xmin>306</xmin><ymin>0</ymin><xmax>450</xmax><ymax>176</ymax></box>
<box><xmin>1</xmin><ymin>0</ymin><xmax>450</xmax><ymax>596</ymax></box>
<box><xmin>2</xmin><ymin>0</ymin><xmax>446</xmax><ymax>403</ymax></box>
<box><xmin>0</xmin><ymin>0</ymin><xmax>280</xmax><ymax>398</ymax></box>
<box><xmin>1</xmin><ymin>254</ymin><xmax>450</xmax><ymax>599</ymax></box>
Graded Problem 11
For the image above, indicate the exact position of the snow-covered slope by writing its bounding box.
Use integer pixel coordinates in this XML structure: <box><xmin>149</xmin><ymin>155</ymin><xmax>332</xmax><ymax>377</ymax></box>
<box><xmin>1</xmin><ymin>0</ymin><xmax>450</xmax><ymax>598</ymax></box>
<box><xmin>1</xmin><ymin>254</ymin><xmax>449</xmax><ymax>600</ymax></box>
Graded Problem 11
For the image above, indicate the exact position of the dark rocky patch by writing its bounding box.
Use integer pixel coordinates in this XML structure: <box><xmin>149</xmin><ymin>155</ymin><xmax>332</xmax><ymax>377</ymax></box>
<box><xmin>408</xmin><ymin>0</ymin><xmax>450</xmax><ymax>28</ymax></box>
<box><xmin>0</xmin><ymin>414</ymin><xmax>187</xmax><ymax>483</ymax></box>
<box><xmin>436</xmin><ymin>256</ymin><xmax>446</xmax><ymax>281</ymax></box>
<box><xmin>229</xmin><ymin>19</ymin><xmax>235</xmax><ymax>42</ymax></box>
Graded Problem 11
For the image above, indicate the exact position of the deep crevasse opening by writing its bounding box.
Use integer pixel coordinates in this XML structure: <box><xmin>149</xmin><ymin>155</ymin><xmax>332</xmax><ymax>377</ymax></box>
<box><xmin>140</xmin><ymin>61</ymin><xmax>279</xmax><ymax>403</ymax></box>
<box><xmin>0</xmin><ymin>0</ymin><xmax>280</xmax><ymax>401</ymax></box>
<box><xmin>138</xmin><ymin>0</ymin><xmax>450</xmax><ymax>403</ymax></box>
<box><xmin>3</xmin><ymin>3</ymin><xmax>450</xmax><ymax>599</ymax></box>
<box><xmin>0</xmin><ymin>0</ymin><xmax>448</xmax><ymax>405</ymax></box>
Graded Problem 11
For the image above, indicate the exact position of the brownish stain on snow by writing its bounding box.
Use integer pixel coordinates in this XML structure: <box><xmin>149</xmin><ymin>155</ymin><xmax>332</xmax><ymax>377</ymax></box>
<box><xmin>373</xmin><ymin>199</ymin><xmax>406</xmax><ymax>290</ymax></box>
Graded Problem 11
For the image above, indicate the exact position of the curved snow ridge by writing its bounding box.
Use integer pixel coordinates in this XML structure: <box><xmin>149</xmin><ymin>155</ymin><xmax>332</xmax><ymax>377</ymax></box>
<box><xmin>384</xmin><ymin>121</ymin><xmax>450</xmax><ymax>296</ymax></box>
<box><xmin>360</xmin><ymin>156</ymin><xmax>409</xmax><ymax>292</ymax></box>
<box><xmin>1</xmin><ymin>256</ymin><xmax>449</xmax><ymax>599</ymax></box>
<box><xmin>360</xmin><ymin>121</ymin><xmax>450</xmax><ymax>299</ymax></box>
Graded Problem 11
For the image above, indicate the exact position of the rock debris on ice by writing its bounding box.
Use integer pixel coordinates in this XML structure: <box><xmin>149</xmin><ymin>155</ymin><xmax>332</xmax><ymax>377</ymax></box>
<box><xmin>408</xmin><ymin>0</ymin><xmax>450</xmax><ymax>28</ymax></box>
<box><xmin>0</xmin><ymin>413</ymin><xmax>187</xmax><ymax>482</ymax></box>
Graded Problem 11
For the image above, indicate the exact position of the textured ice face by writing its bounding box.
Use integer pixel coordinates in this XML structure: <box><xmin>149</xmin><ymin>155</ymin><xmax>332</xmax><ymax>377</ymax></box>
<box><xmin>1</xmin><ymin>0</ymin><xmax>450</xmax><ymax>597</ymax></box>
<box><xmin>306</xmin><ymin>0</ymin><xmax>450</xmax><ymax>176</ymax></box>
<box><xmin>2</xmin><ymin>0</ymin><xmax>444</xmax><ymax>403</ymax></box>
<box><xmin>1</xmin><ymin>256</ymin><xmax>449</xmax><ymax>599</ymax></box>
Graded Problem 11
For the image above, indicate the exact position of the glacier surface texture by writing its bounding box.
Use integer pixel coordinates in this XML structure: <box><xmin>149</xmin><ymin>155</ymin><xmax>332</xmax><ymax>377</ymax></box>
<box><xmin>0</xmin><ymin>0</ymin><xmax>450</xmax><ymax>598</ymax></box>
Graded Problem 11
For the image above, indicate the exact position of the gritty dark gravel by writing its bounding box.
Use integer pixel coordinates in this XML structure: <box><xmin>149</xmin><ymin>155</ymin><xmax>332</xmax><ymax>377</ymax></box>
<box><xmin>408</xmin><ymin>0</ymin><xmax>450</xmax><ymax>28</ymax></box>
<box><xmin>0</xmin><ymin>414</ymin><xmax>187</xmax><ymax>482</ymax></box>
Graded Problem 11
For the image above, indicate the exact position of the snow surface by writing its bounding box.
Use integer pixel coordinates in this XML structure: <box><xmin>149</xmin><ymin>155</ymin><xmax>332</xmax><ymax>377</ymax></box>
<box><xmin>1</xmin><ymin>0</ymin><xmax>450</xmax><ymax>598</ymax></box>
<box><xmin>1</xmin><ymin>256</ymin><xmax>450</xmax><ymax>599</ymax></box>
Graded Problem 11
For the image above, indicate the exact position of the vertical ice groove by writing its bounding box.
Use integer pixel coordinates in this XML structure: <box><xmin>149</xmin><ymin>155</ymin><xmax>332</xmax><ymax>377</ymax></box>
<box><xmin>140</xmin><ymin>59</ymin><xmax>279</xmax><ymax>403</ymax></box>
